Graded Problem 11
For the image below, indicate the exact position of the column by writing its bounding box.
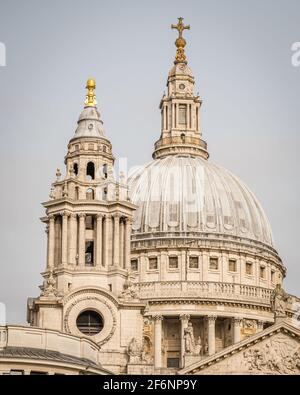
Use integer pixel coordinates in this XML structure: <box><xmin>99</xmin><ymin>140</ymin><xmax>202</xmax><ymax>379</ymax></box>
<box><xmin>104</xmin><ymin>214</ymin><xmax>112</xmax><ymax>267</ymax></box>
<box><xmin>206</xmin><ymin>315</ymin><xmax>216</xmax><ymax>356</ymax></box>
<box><xmin>113</xmin><ymin>214</ymin><xmax>120</xmax><ymax>267</ymax></box>
<box><xmin>172</xmin><ymin>103</ymin><xmax>175</xmax><ymax>129</ymax></box>
<box><xmin>78</xmin><ymin>213</ymin><xmax>86</xmax><ymax>267</ymax></box>
<box><xmin>61</xmin><ymin>211</ymin><xmax>69</xmax><ymax>266</ymax></box>
<box><xmin>232</xmin><ymin>317</ymin><xmax>242</xmax><ymax>344</ymax></box>
<box><xmin>68</xmin><ymin>214</ymin><xmax>77</xmax><ymax>266</ymax></box>
<box><xmin>96</xmin><ymin>214</ymin><xmax>103</xmax><ymax>268</ymax></box>
<box><xmin>47</xmin><ymin>215</ymin><xmax>55</xmax><ymax>269</ymax></box>
<box><xmin>119</xmin><ymin>218</ymin><xmax>124</xmax><ymax>268</ymax></box>
<box><xmin>153</xmin><ymin>315</ymin><xmax>163</xmax><ymax>369</ymax></box>
<box><xmin>124</xmin><ymin>217</ymin><xmax>132</xmax><ymax>270</ymax></box>
<box><xmin>179</xmin><ymin>314</ymin><xmax>190</xmax><ymax>367</ymax></box>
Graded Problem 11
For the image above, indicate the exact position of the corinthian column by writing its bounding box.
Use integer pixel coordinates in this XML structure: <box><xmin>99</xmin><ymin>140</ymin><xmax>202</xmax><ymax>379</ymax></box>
<box><xmin>113</xmin><ymin>213</ymin><xmax>120</xmax><ymax>267</ymax></box>
<box><xmin>124</xmin><ymin>217</ymin><xmax>132</xmax><ymax>270</ymax></box>
<box><xmin>47</xmin><ymin>215</ymin><xmax>55</xmax><ymax>269</ymax></box>
<box><xmin>119</xmin><ymin>218</ymin><xmax>124</xmax><ymax>268</ymax></box>
<box><xmin>153</xmin><ymin>315</ymin><xmax>163</xmax><ymax>369</ymax></box>
<box><xmin>179</xmin><ymin>314</ymin><xmax>190</xmax><ymax>367</ymax></box>
<box><xmin>206</xmin><ymin>315</ymin><xmax>217</xmax><ymax>356</ymax></box>
<box><xmin>232</xmin><ymin>317</ymin><xmax>242</xmax><ymax>344</ymax></box>
<box><xmin>104</xmin><ymin>214</ymin><xmax>112</xmax><ymax>267</ymax></box>
<box><xmin>96</xmin><ymin>214</ymin><xmax>103</xmax><ymax>268</ymax></box>
<box><xmin>61</xmin><ymin>211</ymin><xmax>69</xmax><ymax>266</ymax></box>
<box><xmin>78</xmin><ymin>213</ymin><xmax>86</xmax><ymax>267</ymax></box>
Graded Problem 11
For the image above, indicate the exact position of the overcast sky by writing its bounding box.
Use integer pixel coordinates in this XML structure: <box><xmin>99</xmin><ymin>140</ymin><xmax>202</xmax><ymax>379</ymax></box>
<box><xmin>0</xmin><ymin>0</ymin><xmax>299</xmax><ymax>324</ymax></box>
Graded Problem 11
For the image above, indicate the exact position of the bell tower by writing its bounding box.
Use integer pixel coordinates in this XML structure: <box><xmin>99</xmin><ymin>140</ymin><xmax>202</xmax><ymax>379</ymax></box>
<box><xmin>153</xmin><ymin>18</ymin><xmax>208</xmax><ymax>160</ymax></box>
<box><xmin>27</xmin><ymin>79</ymin><xmax>137</xmax><ymax>331</ymax></box>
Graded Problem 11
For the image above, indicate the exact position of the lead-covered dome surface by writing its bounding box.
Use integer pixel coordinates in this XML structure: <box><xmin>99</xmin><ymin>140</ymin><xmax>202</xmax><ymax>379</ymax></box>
<box><xmin>128</xmin><ymin>155</ymin><xmax>274</xmax><ymax>247</ymax></box>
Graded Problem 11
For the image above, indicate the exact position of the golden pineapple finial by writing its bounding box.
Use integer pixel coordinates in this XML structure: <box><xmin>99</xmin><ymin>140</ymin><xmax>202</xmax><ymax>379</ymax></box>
<box><xmin>171</xmin><ymin>17</ymin><xmax>190</xmax><ymax>63</ymax></box>
<box><xmin>84</xmin><ymin>78</ymin><xmax>97</xmax><ymax>107</ymax></box>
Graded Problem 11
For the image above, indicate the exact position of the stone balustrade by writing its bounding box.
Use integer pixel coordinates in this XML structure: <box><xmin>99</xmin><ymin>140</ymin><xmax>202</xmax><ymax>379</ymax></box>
<box><xmin>136</xmin><ymin>281</ymin><xmax>273</xmax><ymax>305</ymax></box>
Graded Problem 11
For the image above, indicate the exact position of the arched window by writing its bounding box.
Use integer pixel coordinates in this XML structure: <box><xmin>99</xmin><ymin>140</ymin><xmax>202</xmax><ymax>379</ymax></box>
<box><xmin>102</xmin><ymin>187</ymin><xmax>107</xmax><ymax>200</ymax></box>
<box><xmin>86</xmin><ymin>162</ymin><xmax>95</xmax><ymax>180</ymax></box>
<box><xmin>86</xmin><ymin>188</ymin><xmax>94</xmax><ymax>200</ymax></box>
<box><xmin>103</xmin><ymin>164</ymin><xmax>108</xmax><ymax>179</ymax></box>
<box><xmin>73</xmin><ymin>163</ymin><xmax>78</xmax><ymax>175</ymax></box>
<box><xmin>85</xmin><ymin>241</ymin><xmax>94</xmax><ymax>266</ymax></box>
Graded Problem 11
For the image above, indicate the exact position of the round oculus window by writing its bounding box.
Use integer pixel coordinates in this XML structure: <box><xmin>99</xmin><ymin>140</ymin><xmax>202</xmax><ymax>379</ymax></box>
<box><xmin>76</xmin><ymin>310</ymin><xmax>103</xmax><ymax>336</ymax></box>
<box><xmin>179</xmin><ymin>83</ymin><xmax>185</xmax><ymax>90</ymax></box>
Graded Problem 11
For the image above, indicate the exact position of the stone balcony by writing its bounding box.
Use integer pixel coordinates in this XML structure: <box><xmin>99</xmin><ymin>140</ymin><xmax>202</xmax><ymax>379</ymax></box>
<box><xmin>136</xmin><ymin>280</ymin><xmax>272</xmax><ymax>305</ymax></box>
<box><xmin>136</xmin><ymin>281</ymin><xmax>300</xmax><ymax>318</ymax></box>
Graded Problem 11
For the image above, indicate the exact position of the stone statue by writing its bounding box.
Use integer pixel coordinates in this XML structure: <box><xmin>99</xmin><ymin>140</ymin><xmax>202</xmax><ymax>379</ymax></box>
<box><xmin>120</xmin><ymin>272</ymin><xmax>138</xmax><ymax>300</ymax></box>
<box><xmin>271</xmin><ymin>284</ymin><xmax>289</xmax><ymax>317</ymax></box>
<box><xmin>194</xmin><ymin>336</ymin><xmax>202</xmax><ymax>355</ymax></box>
<box><xmin>184</xmin><ymin>322</ymin><xmax>195</xmax><ymax>354</ymax></box>
<box><xmin>41</xmin><ymin>270</ymin><xmax>58</xmax><ymax>297</ymax></box>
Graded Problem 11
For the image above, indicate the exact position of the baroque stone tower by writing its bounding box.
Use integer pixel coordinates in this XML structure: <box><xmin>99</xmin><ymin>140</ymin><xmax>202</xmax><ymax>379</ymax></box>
<box><xmin>27</xmin><ymin>81</ymin><xmax>144</xmax><ymax>372</ymax></box>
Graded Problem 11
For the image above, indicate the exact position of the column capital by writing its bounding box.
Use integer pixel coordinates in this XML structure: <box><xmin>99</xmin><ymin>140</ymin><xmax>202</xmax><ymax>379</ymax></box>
<box><xmin>96</xmin><ymin>213</ymin><xmax>104</xmax><ymax>219</ymax></box>
<box><xmin>152</xmin><ymin>314</ymin><xmax>163</xmax><ymax>322</ymax></box>
<box><xmin>112</xmin><ymin>212</ymin><xmax>121</xmax><ymax>219</ymax></box>
<box><xmin>257</xmin><ymin>320</ymin><xmax>265</xmax><ymax>329</ymax></box>
<box><xmin>232</xmin><ymin>317</ymin><xmax>243</xmax><ymax>325</ymax></box>
<box><xmin>179</xmin><ymin>313</ymin><xmax>190</xmax><ymax>322</ymax></box>
<box><xmin>58</xmin><ymin>210</ymin><xmax>70</xmax><ymax>217</ymax></box>
<box><xmin>48</xmin><ymin>214</ymin><xmax>55</xmax><ymax>221</ymax></box>
<box><xmin>78</xmin><ymin>213</ymin><xmax>86</xmax><ymax>219</ymax></box>
<box><xmin>205</xmin><ymin>315</ymin><xmax>217</xmax><ymax>323</ymax></box>
<box><xmin>69</xmin><ymin>213</ymin><xmax>77</xmax><ymax>219</ymax></box>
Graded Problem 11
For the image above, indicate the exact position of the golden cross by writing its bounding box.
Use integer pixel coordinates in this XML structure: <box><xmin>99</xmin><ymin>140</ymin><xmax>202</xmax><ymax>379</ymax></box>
<box><xmin>171</xmin><ymin>17</ymin><xmax>190</xmax><ymax>39</ymax></box>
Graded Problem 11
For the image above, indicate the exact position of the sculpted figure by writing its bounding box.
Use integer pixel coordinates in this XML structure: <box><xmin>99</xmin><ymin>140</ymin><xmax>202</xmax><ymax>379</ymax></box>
<box><xmin>271</xmin><ymin>284</ymin><xmax>289</xmax><ymax>317</ymax></box>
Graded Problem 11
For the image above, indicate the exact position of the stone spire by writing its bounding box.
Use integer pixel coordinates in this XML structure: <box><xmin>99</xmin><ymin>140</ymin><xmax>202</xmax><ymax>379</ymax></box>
<box><xmin>152</xmin><ymin>19</ymin><xmax>208</xmax><ymax>160</ymax></box>
<box><xmin>71</xmin><ymin>78</ymin><xmax>105</xmax><ymax>140</ymax></box>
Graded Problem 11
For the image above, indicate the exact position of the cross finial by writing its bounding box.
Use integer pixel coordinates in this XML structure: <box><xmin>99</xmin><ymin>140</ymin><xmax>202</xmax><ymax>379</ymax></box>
<box><xmin>171</xmin><ymin>17</ymin><xmax>190</xmax><ymax>64</ymax></box>
<box><xmin>171</xmin><ymin>17</ymin><xmax>190</xmax><ymax>39</ymax></box>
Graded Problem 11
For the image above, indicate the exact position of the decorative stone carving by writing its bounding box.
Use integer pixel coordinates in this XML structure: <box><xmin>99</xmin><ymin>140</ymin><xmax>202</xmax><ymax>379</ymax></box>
<box><xmin>271</xmin><ymin>284</ymin><xmax>289</xmax><ymax>318</ymax></box>
<box><xmin>183</xmin><ymin>322</ymin><xmax>201</xmax><ymax>356</ymax></box>
<box><xmin>41</xmin><ymin>270</ymin><xmax>58</xmax><ymax>297</ymax></box>
<box><xmin>243</xmin><ymin>336</ymin><xmax>300</xmax><ymax>374</ymax></box>
<box><xmin>127</xmin><ymin>338</ymin><xmax>142</xmax><ymax>363</ymax></box>
<box><xmin>120</xmin><ymin>272</ymin><xmax>138</xmax><ymax>300</ymax></box>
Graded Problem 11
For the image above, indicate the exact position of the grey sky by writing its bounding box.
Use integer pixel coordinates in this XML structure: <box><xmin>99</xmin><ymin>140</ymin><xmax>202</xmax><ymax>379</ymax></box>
<box><xmin>0</xmin><ymin>0</ymin><xmax>299</xmax><ymax>324</ymax></box>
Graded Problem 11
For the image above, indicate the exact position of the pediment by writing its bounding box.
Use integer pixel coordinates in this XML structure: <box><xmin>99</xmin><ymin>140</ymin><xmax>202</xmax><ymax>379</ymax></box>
<box><xmin>179</xmin><ymin>321</ymin><xmax>300</xmax><ymax>375</ymax></box>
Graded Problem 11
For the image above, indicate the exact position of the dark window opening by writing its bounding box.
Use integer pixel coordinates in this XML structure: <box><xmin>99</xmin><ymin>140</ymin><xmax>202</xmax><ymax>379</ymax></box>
<box><xmin>131</xmin><ymin>259</ymin><xmax>138</xmax><ymax>271</ymax></box>
<box><xmin>76</xmin><ymin>310</ymin><xmax>103</xmax><ymax>336</ymax></box>
<box><xmin>167</xmin><ymin>358</ymin><xmax>180</xmax><ymax>368</ymax></box>
<box><xmin>85</xmin><ymin>215</ymin><xmax>94</xmax><ymax>230</ymax></box>
<box><xmin>149</xmin><ymin>257</ymin><xmax>158</xmax><ymax>270</ymax></box>
<box><xmin>169</xmin><ymin>256</ymin><xmax>178</xmax><ymax>269</ymax></box>
<box><xmin>85</xmin><ymin>241</ymin><xmax>94</xmax><ymax>266</ymax></box>
<box><xmin>103</xmin><ymin>187</ymin><xmax>107</xmax><ymax>200</ymax></box>
<box><xmin>103</xmin><ymin>164</ymin><xmax>108</xmax><ymax>179</ymax></box>
<box><xmin>189</xmin><ymin>256</ymin><xmax>199</xmax><ymax>269</ymax></box>
<box><xmin>86</xmin><ymin>162</ymin><xmax>95</xmax><ymax>180</ymax></box>
<box><xmin>73</xmin><ymin>163</ymin><xmax>78</xmax><ymax>175</ymax></box>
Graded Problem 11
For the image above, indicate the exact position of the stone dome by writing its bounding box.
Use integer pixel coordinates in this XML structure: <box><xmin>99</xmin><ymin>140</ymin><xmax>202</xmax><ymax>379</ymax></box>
<box><xmin>128</xmin><ymin>154</ymin><xmax>274</xmax><ymax>247</ymax></box>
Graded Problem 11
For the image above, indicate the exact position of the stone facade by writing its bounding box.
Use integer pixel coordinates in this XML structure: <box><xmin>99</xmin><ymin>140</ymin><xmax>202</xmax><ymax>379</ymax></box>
<box><xmin>0</xmin><ymin>19</ymin><xmax>299</xmax><ymax>375</ymax></box>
